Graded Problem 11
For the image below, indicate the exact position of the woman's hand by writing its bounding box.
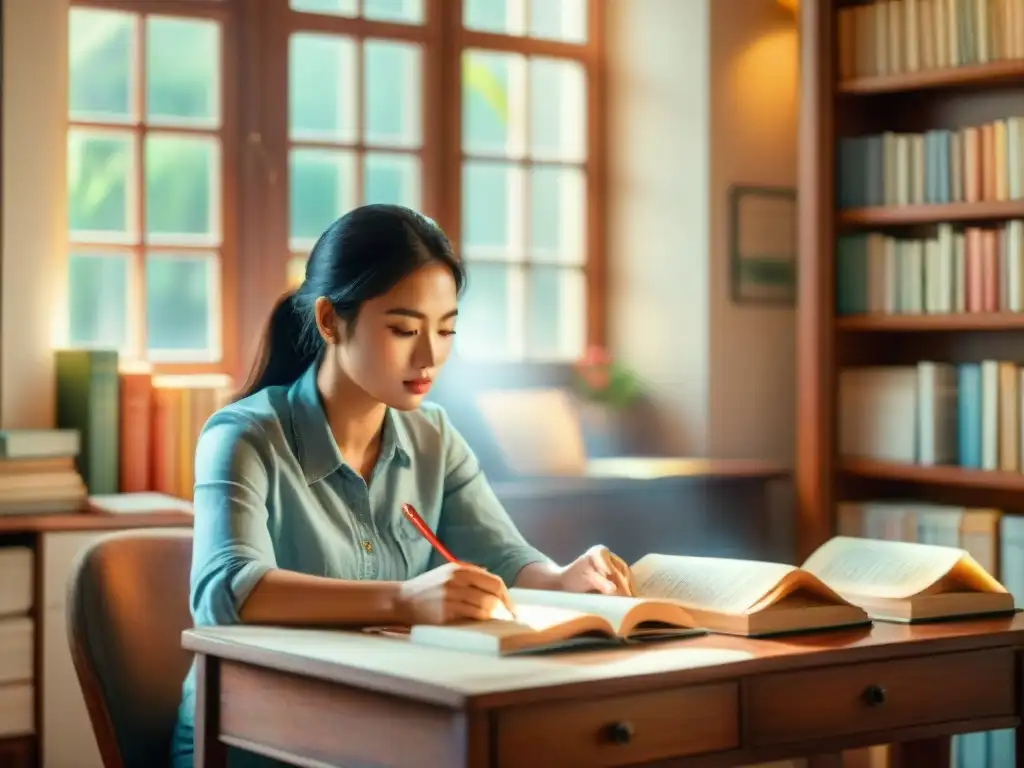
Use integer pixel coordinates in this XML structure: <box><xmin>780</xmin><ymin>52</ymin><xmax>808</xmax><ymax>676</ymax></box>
<box><xmin>557</xmin><ymin>545</ymin><xmax>633</xmax><ymax>596</ymax></box>
<box><xmin>396</xmin><ymin>562</ymin><xmax>516</xmax><ymax>625</ymax></box>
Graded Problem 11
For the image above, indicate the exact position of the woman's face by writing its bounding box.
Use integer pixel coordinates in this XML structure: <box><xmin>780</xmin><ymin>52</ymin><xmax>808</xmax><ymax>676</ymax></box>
<box><xmin>323</xmin><ymin>262</ymin><xmax>459</xmax><ymax>410</ymax></box>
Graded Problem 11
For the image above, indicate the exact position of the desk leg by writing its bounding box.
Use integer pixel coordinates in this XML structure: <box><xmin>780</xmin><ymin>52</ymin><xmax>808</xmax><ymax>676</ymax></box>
<box><xmin>1017</xmin><ymin>723</ymin><xmax>1024</xmax><ymax>768</ymax></box>
<box><xmin>889</xmin><ymin>736</ymin><xmax>951</xmax><ymax>768</ymax></box>
<box><xmin>194</xmin><ymin>654</ymin><xmax>228</xmax><ymax>768</ymax></box>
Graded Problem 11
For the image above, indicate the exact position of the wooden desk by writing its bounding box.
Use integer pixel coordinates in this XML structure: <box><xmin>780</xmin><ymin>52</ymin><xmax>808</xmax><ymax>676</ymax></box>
<box><xmin>184</xmin><ymin>615</ymin><xmax>1024</xmax><ymax>767</ymax></box>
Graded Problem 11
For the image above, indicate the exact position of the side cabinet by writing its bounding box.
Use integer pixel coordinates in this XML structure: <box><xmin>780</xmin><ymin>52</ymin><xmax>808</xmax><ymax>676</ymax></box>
<box><xmin>40</xmin><ymin>532</ymin><xmax>105</xmax><ymax>768</ymax></box>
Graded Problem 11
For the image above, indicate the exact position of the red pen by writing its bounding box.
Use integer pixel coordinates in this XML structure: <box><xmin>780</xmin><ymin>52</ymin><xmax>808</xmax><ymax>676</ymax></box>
<box><xmin>401</xmin><ymin>503</ymin><xmax>518</xmax><ymax>620</ymax></box>
<box><xmin>401</xmin><ymin>503</ymin><xmax>461</xmax><ymax>564</ymax></box>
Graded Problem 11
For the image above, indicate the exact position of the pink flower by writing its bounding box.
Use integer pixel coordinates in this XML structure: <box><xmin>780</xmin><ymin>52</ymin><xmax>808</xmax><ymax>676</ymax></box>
<box><xmin>575</xmin><ymin>345</ymin><xmax>614</xmax><ymax>392</ymax></box>
<box><xmin>580</xmin><ymin>345</ymin><xmax>612</xmax><ymax>366</ymax></box>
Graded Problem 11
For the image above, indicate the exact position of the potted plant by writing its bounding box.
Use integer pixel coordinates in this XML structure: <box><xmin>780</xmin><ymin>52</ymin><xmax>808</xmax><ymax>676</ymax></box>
<box><xmin>571</xmin><ymin>346</ymin><xmax>642</xmax><ymax>456</ymax></box>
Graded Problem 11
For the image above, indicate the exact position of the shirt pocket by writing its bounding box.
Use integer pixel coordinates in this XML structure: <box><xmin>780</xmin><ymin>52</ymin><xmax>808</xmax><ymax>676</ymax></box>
<box><xmin>391</xmin><ymin>516</ymin><xmax>435</xmax><ymax>577</ymax></box>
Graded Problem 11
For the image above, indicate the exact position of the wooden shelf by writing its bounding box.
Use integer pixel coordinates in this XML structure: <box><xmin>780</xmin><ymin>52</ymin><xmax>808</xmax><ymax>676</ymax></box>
<box><xmin>836</xmin><ymin>313</ymin><xmax>1024</xmax><ymax>332</ymax></box>
<box><xmin>0</xmin><ymin>507</ymin><xmax>193</xmax><ymax>534</ymax></box>
<box><xmin>842</xmin><ymin>458</ymin><xmax>1024</xmax><ymax>492</ymax></box>
<box><xmin>838</xmin><ymin>60</ymin><xmax>1024</xmax><ymax>95</ymax></box>
<box><xmin>838</xmin><ymin>201</ymin><xmax>1024</xmax><ymax>226</ymax></box>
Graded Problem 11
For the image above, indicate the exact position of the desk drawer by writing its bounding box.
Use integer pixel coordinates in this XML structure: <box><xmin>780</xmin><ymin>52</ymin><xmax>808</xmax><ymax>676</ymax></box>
<box><xmin>745</xmin><ymin>648</ymin><xmax>1014</xmax><ymax>746</ymax></box>
<box><xmin>495</xmin><ymin>683</ymin><xmax>738</xmax><ymax>767</ymax></box>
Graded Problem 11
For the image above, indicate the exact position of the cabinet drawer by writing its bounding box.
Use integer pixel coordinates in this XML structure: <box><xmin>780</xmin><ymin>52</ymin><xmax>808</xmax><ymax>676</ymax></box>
<box><xmin>0</xmin><ymin>683</ymin><xmax>33</xmax><ymax>739</ymax></box>
<box><xmin>496</xmin><ymin>683</ymin><xmax>738</xmax><ymax>767</ymax></box>
<box><xmin>0</xmin><ymin>549</ymin><xmax>32</xmax><ymax>618</ymax></box>
<box><xmin>745</xmin><ymin>648</ymin><xmax>1014</xmax><ymax>746</ymax></box>
<box><xmin>0</xmin><ymin>618</ymin><xmax>32</xmax><ymax>685</ymax></box>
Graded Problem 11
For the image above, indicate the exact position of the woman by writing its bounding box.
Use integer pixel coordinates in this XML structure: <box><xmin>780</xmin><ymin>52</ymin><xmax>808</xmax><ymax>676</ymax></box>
<box><xmin>170</xmin><ymin>204</ymin><xmax>631</xmax><ymax>767</ymax></box>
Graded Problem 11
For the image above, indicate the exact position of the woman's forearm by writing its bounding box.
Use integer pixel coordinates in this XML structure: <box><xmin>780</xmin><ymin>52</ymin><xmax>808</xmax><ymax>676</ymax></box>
<box><xmin>239</xmin><ymin>568</ymin><xmax>406</xmax><ymax>626</ymax></box>
<box><xmin>513</xmin><ymin>561</ymin><xmax>565</xmax><ymax>590</ymax></box>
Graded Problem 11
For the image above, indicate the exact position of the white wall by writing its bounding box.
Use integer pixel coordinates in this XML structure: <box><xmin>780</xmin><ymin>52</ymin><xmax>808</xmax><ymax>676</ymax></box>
<box><xmin>605</xmin><ymin>0</ymin><xmax>712</xmax><ymax>455</ymax></box>
<box><xmin>2</xmin><ymin>0</ymin><xmax>68</xmax><ymax>428</ymax></box>
<box><xmin>708</xmin><ymin>0</ymin><xmax>798</xmax><ymax>462</ymax></box>
<box><xmin>606</xmin><ymin>0</ymin><xmax>798</xmax><ymax>463</ymax></box>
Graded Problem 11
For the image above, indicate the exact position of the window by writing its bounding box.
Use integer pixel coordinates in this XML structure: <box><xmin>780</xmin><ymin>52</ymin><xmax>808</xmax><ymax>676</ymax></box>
<box><xmin>457</xmin><ymin>0</ymin><xmax>592</xmax><ymax>361</ymax></box>
<box><xmin>66</xmin><ymin>2</ymin><xmax>234</xmax><ymax>372</ymax></box>
<box><xmin>281</xmin><ymin>0</ymin><xmax>429</xmax><ymax>289</ymax></box>
<box><xmin>65</xmin><ymin>0</ymin><xmax>602</xmax><ymax>372</ymax></box>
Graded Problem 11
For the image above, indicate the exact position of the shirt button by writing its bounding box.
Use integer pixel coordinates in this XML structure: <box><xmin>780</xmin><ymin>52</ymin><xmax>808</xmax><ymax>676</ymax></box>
<box><xmin>361</xmin><ymin>540</ymin><xmax>373</xmax><ymax>554</ymax></box>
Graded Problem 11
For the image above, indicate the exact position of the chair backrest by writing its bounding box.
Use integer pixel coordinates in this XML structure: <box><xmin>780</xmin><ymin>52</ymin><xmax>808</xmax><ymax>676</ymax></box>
<box><xmin>66</xmin><ymin>528</ymin><xmax>194</xmax><ymax>768</ymax></box>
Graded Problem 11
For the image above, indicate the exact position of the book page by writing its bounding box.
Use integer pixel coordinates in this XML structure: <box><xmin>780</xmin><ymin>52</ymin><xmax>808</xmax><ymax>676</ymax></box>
<box><xmin>629</xmin><ymin>554</ymin><xmax>798</xmax><ymax>615</ymax></box>
<box><xmin>801</xmin><ymin>536</ymin><xmax>964</xmax><ymax>600</ymax></box>
<box><xmin>461</xmin><ymin>604</ymin><xmax>601</xmax><ymax>638</ymax></box>
<box><xmin>509</xmin><ymin>588</ymin><xmax>650</xmax><ymax>633</ymax></box>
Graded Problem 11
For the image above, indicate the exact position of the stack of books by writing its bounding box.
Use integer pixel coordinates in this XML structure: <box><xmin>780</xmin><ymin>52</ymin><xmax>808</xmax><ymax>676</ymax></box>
<box><xmin>0</xmin><ymin>429</ymin><xmax>86</xmax><ymax>515</ymax></box>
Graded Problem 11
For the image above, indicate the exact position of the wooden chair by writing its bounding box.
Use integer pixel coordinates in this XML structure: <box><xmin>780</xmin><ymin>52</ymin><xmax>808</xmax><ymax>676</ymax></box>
<box><xmin>65</xmin><ymin>529</ymin><xmax>194</xmax><ymax>768</ymax></box>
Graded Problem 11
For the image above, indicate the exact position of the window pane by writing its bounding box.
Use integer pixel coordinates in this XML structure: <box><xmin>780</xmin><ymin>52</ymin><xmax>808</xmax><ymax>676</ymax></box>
<box><xmin>529</xmin><ymin>57</ymin><xmax>586</xmax><ymax>161</ymax></box>
<box><xmin>462</xmin><ymin>161</ymin><xmax>523</xmax><ymax>259</ymax></box>
<box><xmin>146</xmin><ymin>252</ymin><xmax>220</xmax><ymax>359</ymax></box>
<box><xmin>458</xmin><ymin>263</ymin><xmax>519</xmax><ymax>359</ymax></box>
<box><xmin>529</xmin><ymin>0</ymin><xmax>587</xmax><ymax>42</ymax></box>
<box><xmin>363</xmin><ymin>0</ymin><xmax>424</xmax><ymax>23</ymax></box>
<box><xmin>145</xmin><ymin>134</ymin><xmax>220</xmax><ymax>244</ymax></box>
<box><xmin>146</xmin><ymin>16</ymin><xmax>220</xmax><ymax>128</ymax></box>
<box><xmin>365</xmin><ymin>153</ymin><xmax>421</xmax><ymax>208</ymax></box>
<box><xmin>530</xmin><ymin>166</ymin><xmax>585</xmax><ymax>264</ymax></box>
<box><xmin>68</xmin><ymin>8</ymin><xmax>134</xmax><ymax>122</ymax></box>
<box><xmin>290</xmin><ymin>0</ymin><xmax>358</xmax><ymax>16</ymax></box>
<box><xmin>290</xmin><ymin>148</ymin><xmax>357</xmax><ymax>251</ymax></box>
<box><xmin>364</xmin><ymin>40</ymin><xmax>421</xmax><ymax>147</ymax></box>
<box><xmin>463</xmin><ymin>0</ymin><xmax>525</xmax><ymax>35</ymax></box>
<box><xmin>67</xmin><ymin>252</ymin><xmax>130</xmax><ymax>349</ymax></box>
<box><xmin>68</xmin><ymin>129</ymin><xmax>136</xmax><ymax>241</ymax></box>
<box><xmin>290</xmin><ymin>34</ymin><xmax>358</xmax><ymax>142</ymax></box>
<box><xmin>462</xmin><ymin>50</ymin><xmax>525</xmax><ymax>157</ymax></box>
<box><xmin>527</xmin><ymin>266</ymin><xmax>584</xmax><ymax>359</ymax></box>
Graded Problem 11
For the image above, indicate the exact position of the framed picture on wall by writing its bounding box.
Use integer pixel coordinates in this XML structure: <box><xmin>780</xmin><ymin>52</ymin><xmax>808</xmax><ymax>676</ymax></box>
<box><xmin>728</xmin><ymin>185</ymin><xmax>797</xmax><ymax>305</ymax></box>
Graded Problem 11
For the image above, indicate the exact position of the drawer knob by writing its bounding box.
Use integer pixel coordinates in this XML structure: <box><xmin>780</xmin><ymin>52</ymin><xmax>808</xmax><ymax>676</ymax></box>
<box><xmin>604</xmin><ymin>721</ymin><xmax>635</xmax><ymax>745</ymax></box>
<box><xmin>862</xmin><ymin>684</ymin><xmax>887</xmax><ymax>706</ymax></box>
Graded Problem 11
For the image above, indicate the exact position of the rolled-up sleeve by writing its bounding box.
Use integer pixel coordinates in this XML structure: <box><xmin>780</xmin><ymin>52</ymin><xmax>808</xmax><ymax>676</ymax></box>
<box><xmin>436</xmin><ymin>412</ymin><xmax>552</xmax><ymax>585</ymax></box>
<box><xmin>189</xmin><ymin>414</ymin><xmax>276</xmax><ymax>627</ymax></box>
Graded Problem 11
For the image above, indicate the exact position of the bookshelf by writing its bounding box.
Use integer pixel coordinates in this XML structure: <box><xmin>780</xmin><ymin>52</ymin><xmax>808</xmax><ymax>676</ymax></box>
<box><xmin>796</xmin><ymin>0</ymin><xmax>1024</xmax><ymax>561</ymax></box>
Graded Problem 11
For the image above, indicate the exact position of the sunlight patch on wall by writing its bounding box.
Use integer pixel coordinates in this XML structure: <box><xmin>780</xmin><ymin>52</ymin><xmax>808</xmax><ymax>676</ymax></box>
<box><xmin>729</xmin><ymin>28</ymin><xmax>798</xmax><ymax>139</ymax></box>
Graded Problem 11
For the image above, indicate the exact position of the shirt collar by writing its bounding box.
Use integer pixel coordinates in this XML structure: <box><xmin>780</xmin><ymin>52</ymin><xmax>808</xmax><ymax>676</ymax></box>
<box><xmin>287</xmin><ymin>361</ymin><xmax>412</xmax><ymax>484</ymax></box>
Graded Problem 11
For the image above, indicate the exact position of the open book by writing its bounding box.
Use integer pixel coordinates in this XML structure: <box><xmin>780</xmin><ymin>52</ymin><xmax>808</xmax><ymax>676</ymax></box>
<box><xmin>801</xmin><ymin>536</ymin><xmax>1016</xmax><ymax>623</ymax></box>
<box><xmin>405</xmin><ymin>589</ymin><xmax>704</xmax><ymax>655</ymax></box>
<box><xmin>402</xmin><ymin>552</ymin><xmax>871</xmax><ymax>655</ymax></box>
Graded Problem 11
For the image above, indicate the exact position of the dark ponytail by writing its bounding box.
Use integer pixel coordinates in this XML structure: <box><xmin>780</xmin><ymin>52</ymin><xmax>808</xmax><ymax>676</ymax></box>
<box><xmin>236</xmin><ymin>204</ymin><xmax>465</xmax><ymax>400</ymax></box>
<box><xmin>234</xmin><ymin>291</ymin><xmax>320</xmax><ymax>400</ymax></box>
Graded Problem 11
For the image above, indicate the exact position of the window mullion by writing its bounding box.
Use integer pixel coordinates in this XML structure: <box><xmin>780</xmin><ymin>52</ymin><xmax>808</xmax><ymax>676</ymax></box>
<box><xmin>134</xmin><ymin>14</ymin><xmax>148</xmax><ymax>360</ymax></box>
<box><xmin>431</xmin><ymin>0</ymin><xmax>463</xmax><ymax>244</ymax></box>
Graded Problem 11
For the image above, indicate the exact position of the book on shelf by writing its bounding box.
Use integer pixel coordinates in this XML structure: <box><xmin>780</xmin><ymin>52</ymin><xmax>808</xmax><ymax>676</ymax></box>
<box><xmin>837</xmin><ymin>117</ymin><xmax>1024</xmax><ymax>210</ymax></box>
<box><xmin>836</xmin><ymin>221</ymin><xmax>1024</xmax><ymax>316</ymax></box>
<box><xmin>837</xmin><ymin>0</ymin><xmax>1024</xmax><ymax>82</ymax></box>
<box><xmin>802</xmin><ymin>535</ymin><xmax>1015</xmax><ymax>622</ymax></box>
<box><xmin>394</xmin><ymin>551</ymin><xmax>871</xmax><ymax>655</ymax></box>
<box><xmin>839</xmin><ymin>360</ymin><xmax>1023</xmax><ymax>472</ymax></box>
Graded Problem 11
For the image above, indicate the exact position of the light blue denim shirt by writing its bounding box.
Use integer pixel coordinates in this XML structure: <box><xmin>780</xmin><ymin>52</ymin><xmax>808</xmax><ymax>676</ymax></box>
<box><xmin>170</xmin><ymin>361</ymin><xmax>550</xmax><ymax>768</ymax></box>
